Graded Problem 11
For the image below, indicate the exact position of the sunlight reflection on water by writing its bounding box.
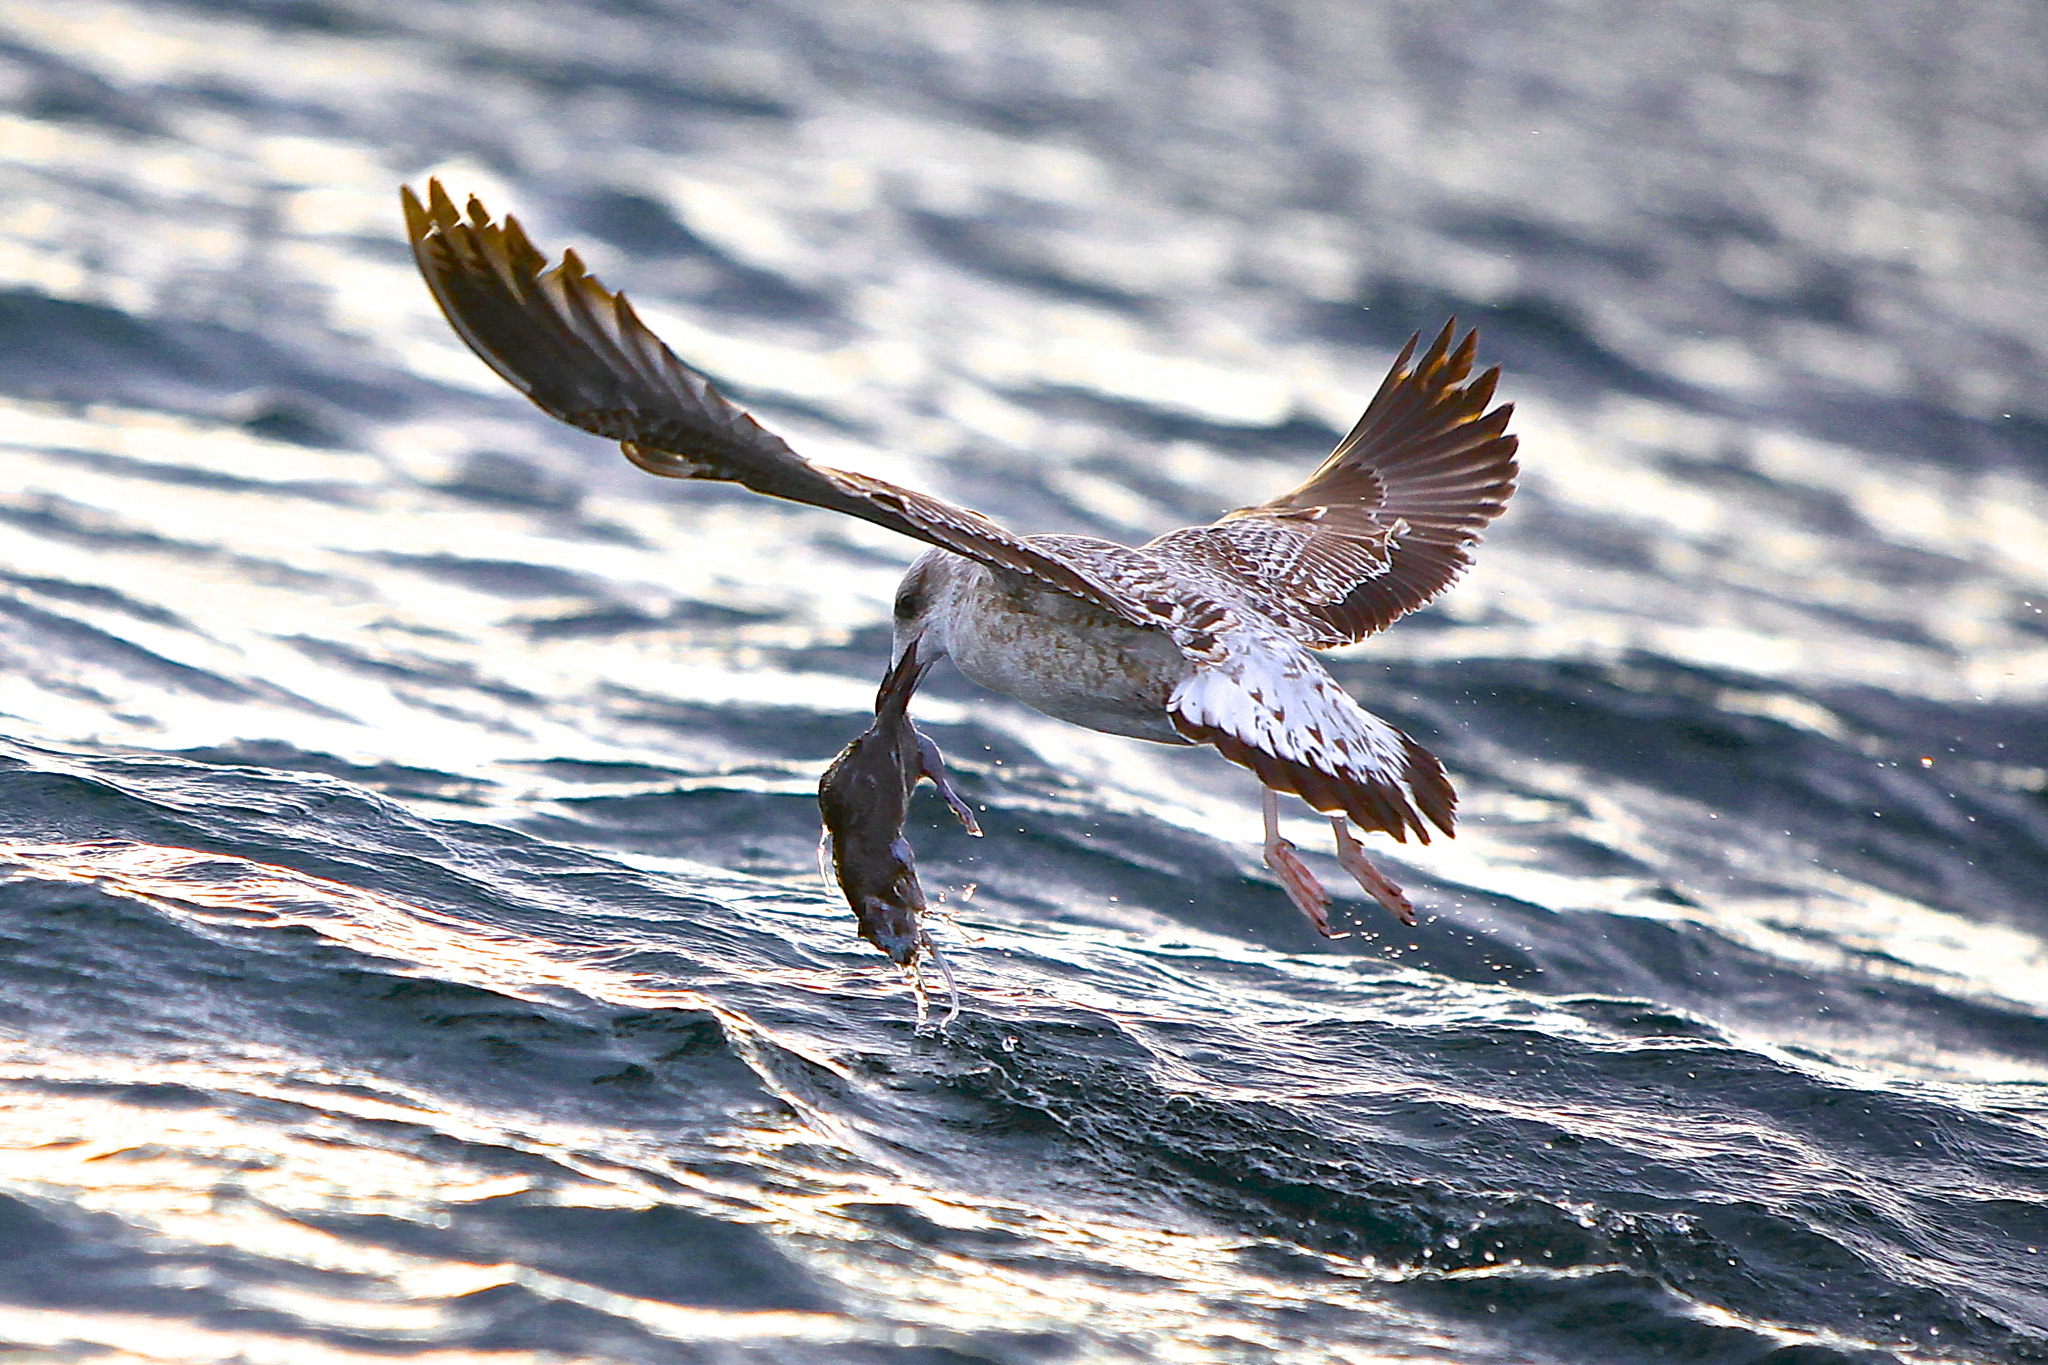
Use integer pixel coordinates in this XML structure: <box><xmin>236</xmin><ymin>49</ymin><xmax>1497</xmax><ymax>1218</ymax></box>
<box><xmin>0</xmin><ymin>0</ymin><xmax>2045</xmax><ymax>1358</ymax></box>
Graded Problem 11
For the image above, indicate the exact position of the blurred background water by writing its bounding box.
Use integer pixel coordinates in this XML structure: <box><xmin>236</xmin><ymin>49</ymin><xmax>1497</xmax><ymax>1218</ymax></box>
<box><xmin>0</xmin><ymin>1</ymin><xmax>2045</xmax><ymax>1361</ymax></box>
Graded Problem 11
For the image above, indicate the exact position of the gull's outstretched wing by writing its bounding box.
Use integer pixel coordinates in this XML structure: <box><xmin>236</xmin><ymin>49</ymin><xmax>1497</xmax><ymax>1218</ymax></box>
<box><xmin>1148</xmin><ymin>322</ymin><xmax>1518</xmax><ymax>647</ymax></box>
<box><xmin>402</xmin><ymin>179</ymin><xmax>1151</xmax><ymax>623</ymax></box>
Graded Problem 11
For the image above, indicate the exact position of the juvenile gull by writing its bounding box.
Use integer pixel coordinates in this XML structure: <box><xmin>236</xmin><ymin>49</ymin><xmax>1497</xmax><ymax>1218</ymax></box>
<box><xmin>403</xmin><ymin>180</ymin><xmax>1519</xmax><ymax>943</ymax></box>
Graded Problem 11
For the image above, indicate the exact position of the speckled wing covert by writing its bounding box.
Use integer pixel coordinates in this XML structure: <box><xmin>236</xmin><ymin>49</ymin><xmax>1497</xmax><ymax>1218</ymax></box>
<box><xmin>1148</xmin><ymin>323</ymin><xmax>1518</xmax><ymax>646</ymax></box>
<box><xmin>402</xmin><ymin>180</ymin><xmax>1152</xmax><ymax>624</ymax></box>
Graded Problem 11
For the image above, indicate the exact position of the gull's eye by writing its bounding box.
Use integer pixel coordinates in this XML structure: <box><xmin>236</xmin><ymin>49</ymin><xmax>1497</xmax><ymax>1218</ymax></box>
<box><xmin>893</xmin><ymin>574</ymin><xmax>926</xmax><ymax>624</ymax></box>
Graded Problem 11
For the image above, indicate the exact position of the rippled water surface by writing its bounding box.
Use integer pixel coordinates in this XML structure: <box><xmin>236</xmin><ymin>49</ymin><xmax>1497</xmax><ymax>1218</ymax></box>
<box><xmin>2</xmin><ymin>2</ymin><xmax>2046</xmax><ymax>1361</ymax></box>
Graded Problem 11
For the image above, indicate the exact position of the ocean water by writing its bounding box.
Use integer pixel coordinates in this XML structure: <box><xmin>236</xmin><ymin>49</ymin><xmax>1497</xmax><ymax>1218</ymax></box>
<box><xmin>1</xmin><ymin>1</ymin><xmax>2046</xmax><ymax>1361</ymax></box>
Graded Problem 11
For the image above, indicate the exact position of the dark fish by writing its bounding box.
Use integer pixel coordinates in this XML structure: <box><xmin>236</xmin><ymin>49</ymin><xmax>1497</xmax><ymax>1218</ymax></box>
<box><xmin>817</xmin><ymin>643</ymin><xmax>979</xmax><ymax>973</ymax></box>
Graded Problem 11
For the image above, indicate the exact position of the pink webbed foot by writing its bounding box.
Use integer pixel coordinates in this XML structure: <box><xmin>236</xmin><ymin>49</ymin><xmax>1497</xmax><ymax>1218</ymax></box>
<box><xmin>1330</xmin><ymin>816</ymin><xmax>1416</xmax><ymax>926</ymax></box>
<box><xmin>1263</xmin><ymin>788</ymin><xmax>1339</xmax><ymax>936</ymax></box>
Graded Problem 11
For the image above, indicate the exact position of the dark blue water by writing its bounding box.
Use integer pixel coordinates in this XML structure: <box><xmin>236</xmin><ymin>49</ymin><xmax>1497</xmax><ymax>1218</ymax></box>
<box><xmin>2</xmin><ymin>1</ymin><xmax>2046</xmax><ymax>1360</ymax></box>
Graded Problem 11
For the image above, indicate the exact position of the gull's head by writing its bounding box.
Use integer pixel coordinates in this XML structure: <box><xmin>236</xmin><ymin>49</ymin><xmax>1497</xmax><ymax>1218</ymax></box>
<box><xmin>892</xmin><ymin>549</ymin><xmax>968</xmax><ymax>666</ymax></box>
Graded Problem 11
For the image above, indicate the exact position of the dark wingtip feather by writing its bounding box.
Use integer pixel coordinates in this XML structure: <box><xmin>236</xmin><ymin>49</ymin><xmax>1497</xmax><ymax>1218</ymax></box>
<box><xmin>399</xmin><ymin>182</ymin><xmax>428</xmax><ymax>239</ymax></box>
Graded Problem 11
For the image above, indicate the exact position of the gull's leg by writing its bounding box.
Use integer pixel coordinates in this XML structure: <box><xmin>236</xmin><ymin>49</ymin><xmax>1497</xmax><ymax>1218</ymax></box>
<box><xmin>915</xmin><ymin>728</ymin><xmax>982</xmax><ymax>836</ymax></box>
<box><xmin>1263</xmin><ymin>787</ymin><xmax>1335</xmax><ymax>936</ymax></box>
<box><xmin>1331</xmin><ymin>816</ymin><xmax>1417</xmax><ymax>926</ymax></box>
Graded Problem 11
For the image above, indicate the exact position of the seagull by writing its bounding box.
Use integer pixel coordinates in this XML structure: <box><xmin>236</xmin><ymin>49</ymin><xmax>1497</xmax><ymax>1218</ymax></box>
<box><xmin>402</xmin><ymin>179</ymin><xmax>1518</xmax><ymax>945</ymax></box>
